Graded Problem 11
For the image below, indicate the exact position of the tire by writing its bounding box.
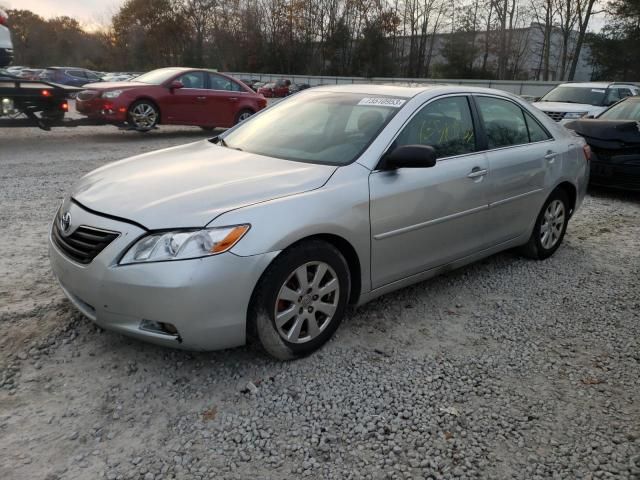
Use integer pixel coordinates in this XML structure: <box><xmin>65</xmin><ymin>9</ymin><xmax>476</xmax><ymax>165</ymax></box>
<box><xmin>249</xmin><ymin>240</ymin><xmax>351</xmax><ymax>360</ymax></box>
<box><xmin>519</xmin><ymin>188</ymin><xmax>570</xmax><ymax>260</ymax></box>
<box><xmin>235</xmin><ymin>109</ymin><xmax>254</xmax><ymax>125</ymax></box>
<box><xmin>127</xmin><ymin>100</ymin><xmax>159</xmax><ymax>131</ymax></box>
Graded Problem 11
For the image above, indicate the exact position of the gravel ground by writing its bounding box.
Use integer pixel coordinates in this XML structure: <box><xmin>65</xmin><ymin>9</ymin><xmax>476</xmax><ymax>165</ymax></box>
<box><xmin>1</xmin><ymin>121</ymin><xmax>639</xmax><ymax>480</ymax></box>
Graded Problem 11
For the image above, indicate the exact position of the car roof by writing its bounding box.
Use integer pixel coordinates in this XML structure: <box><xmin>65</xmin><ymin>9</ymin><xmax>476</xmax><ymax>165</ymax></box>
<box><xmin>311</xmin><ymin>83</ymin><xmax>520</xmax><ymax>99</ymax></box>
<box><xmin>556</xmin><ymin>82</ymin><xmax>638</xmax><ymax>88</ymax></box>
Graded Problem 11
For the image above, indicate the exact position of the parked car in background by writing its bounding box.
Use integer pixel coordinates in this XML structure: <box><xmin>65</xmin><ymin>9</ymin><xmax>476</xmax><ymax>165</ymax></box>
<box><xmin>289</xmin><ymin>83</ymin><xmax>311</xmax><ymax>94</ymax></box>
<box><xmin>0</xmin><ymin>9</ymin><xmax>13</xmax><ymax>67</ymax></box>
<box><xmin>532</xmin><ymin>82</ymin><xmax>639</xmax><ymax>124</ymax></box>
<box><xmin>102</xmin><ymin>72</ymin><xmax>139</xmax><ymax>82</ymax></box>
<box><xmin>17</xmin><ymin>68</ymin><xmax>44</xmax><ymax>80</ymax></box>
<box><xmin>240</xmin><ymin>78</ymin><xmax>261</xmax><ymax>91</ymax></box>
<box><xmin>50</xmin><ymin>84</ymin><xmax>588</xmax><ymax>360</ymax></box>
<box><xmin>566</xmin><ymin>95</ymin><xmax>640</xmax><ymax>190</ymax></box>
<box><xmin>257</xmin><ymin>79</ymin><xmax>291</xmax><ymax>97</ymax></box>
<box><xmin>39</xmin><ymin>67</ymin><xmax>103</xmax><ymax>87</ymax></box>
<box><xmin>75</xmin><ymin>67</ymin><xmax>267</xmax><ymax>131</ymax></box>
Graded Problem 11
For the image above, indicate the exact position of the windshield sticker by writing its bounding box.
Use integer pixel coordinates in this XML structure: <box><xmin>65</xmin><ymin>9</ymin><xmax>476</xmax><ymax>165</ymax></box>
<box><xmin>591</xmin><ymin>89</ymin><xmax>605</xmax><ymax>93</ymax></box>
<box><xmin>358</xmin><ymin>97</ymin><xmax>406</xmax><ymax>107</ymax></box>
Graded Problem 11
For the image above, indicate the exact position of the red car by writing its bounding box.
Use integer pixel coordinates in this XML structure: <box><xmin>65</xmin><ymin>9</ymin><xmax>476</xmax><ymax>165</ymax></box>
<box><xmin>257</xmin><ymin>79</ymin><xmax>291</xmax><ymax>98</ymax></box>
<box><xmin>76</xmin><ymin>67</ymin><xmax>267</xmax><ymax>131</ymax></box>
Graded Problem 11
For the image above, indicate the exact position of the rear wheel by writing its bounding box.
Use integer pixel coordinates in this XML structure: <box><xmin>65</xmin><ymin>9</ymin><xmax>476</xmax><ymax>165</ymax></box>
<box><xmin>249</xmin><ymin>240</ymin><xmax>350</xmax><ymax>360</ymax></box>
<box><xmin>519</xmin><ymin>189</ymin><xmax>570</xmax><ymax>260</ymax></box>
<box><xmin>235</xmin><ymin>109</ymin><xmax>254</xmax><ymax>125</ymax></box>
<box><xmin>128</xmin><ymin>100</ymin><xmax>159</xmax><ymax>131</ymax></box>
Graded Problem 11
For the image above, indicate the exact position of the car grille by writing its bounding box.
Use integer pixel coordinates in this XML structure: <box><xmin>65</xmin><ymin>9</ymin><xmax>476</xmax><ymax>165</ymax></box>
<box><xmin>76</xmin><ymin>90</ymin><xmax>99</xmax><ymax>101</ymax></box>
<box><xmin>543</xmin><ymin>111</ymin><xmax>566</xmax><ymax>122</ymax></box>
<box><xmin>52</xmin><ymin>219</ymin><xmax>119</xmax><ymax>264</ymax></box>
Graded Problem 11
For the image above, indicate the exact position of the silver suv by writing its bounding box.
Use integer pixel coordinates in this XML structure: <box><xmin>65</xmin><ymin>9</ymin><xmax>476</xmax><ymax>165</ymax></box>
<box><xmin>532</xmin><ymin>82</ymin><xmax>639</xmax><ymax>124</ymax></box>
<box><xmin>0</xmin><ymin>9</ymin><xmax>13</xmax><ymax>68</ymax></box>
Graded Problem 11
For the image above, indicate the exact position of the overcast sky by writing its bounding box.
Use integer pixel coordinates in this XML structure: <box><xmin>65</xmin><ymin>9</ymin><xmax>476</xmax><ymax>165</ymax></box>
<box><xmin>4</xmin><ymin>0</ymin><xmax>606</xmax><ymax>32</ymax></box>
<box><xmin>3</xmin><ymin>0</ymin><xmax>125</xmax><ymax>28</ymax></box>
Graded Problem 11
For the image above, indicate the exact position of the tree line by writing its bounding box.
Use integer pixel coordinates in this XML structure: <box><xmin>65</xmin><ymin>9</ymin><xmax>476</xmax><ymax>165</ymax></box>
<box><xmin>4</xmin><ymin>0</ymin><xmax>638</xmax><ymax>81</ymax></box>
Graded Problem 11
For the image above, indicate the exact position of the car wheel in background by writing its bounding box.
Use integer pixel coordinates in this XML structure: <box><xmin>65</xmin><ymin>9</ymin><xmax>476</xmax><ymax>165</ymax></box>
<box><xmin>235</xmin><ymin>109</ymin><xmax>254</xmax><ymax>125</ymax></box>
<box><xmin>249</xmin><ymin>240</ymin><xmax>351</xmax><ymax>360</ymax></box>
<box><xmin>127</xmin><ymin>100</ymin><xmax>159</xmax><ymax>131</ymax></box>
<box><xmin>519</xmin><ymin>188</ymin><xmax>570</xmax><ymax>260</ymax></box>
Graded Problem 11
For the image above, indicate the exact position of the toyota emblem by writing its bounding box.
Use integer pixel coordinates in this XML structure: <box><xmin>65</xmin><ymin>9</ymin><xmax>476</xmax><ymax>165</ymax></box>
<box><xmin>60</xmin><ymin>211</ymin><xmax>71</xmax><ymax>234</ymax></box>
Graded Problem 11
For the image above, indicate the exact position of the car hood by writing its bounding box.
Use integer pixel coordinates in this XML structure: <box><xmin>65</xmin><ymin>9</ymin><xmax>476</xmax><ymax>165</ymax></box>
<box><xmin>72</xmin><ymin>141</ymin><xmax>337</xmax><ymax>229</ymax></box>
<box><xmin>82</xmin><ymin>81</ymin><xmax>146</xmax><ymax>90</ymax></box>
<box><xmin>532</xmin><ymin>101</ymin><xmax>595</xmax><ymax>112</ymax></box>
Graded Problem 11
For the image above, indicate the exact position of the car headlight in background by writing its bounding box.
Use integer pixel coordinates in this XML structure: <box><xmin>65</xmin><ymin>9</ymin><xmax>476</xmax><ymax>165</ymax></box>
<box><xmin>563</xmin><ymin>112</ymin><xmax>587</xmax><ymax>119</ymax></box>
<box><xmin>102</xmin><ymin>90</ymin><xmax>123</xmax><ymax>99</ymax></box>
<box><xmin>119</xmin><ymin>225</ymin><xmax>250</xmax><ymax>265</ymax></box>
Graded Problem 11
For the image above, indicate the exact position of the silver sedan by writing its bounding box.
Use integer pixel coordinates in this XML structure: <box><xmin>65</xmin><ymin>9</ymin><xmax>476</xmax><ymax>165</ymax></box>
<box><xmin>49</xmin><ymin>85</ymin><xmax>589</xmax><ymax>359</ymax></box>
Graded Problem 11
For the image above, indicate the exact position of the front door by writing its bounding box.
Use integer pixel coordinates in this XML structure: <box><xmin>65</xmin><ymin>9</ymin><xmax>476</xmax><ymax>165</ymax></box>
<box><xmin>163</xmin><ymin>71</ymin><xmax>209</xmax><ymax>125</ymax></box>
<box><xmin>369</xmin><ymin>95</ymin><xmax>491</xmax><ymax>288</ymax></box>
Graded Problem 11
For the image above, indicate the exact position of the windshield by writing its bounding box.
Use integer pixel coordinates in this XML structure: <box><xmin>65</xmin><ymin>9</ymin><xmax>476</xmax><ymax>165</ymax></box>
<box><xmin>133</xmin><ymin>68</ymin><xmax>186</xmax><ymax>85</ymax></box>
<box><xmin>599</xmin><ymin>98</ymin><xmax>640</xmax><ymax>120</ymax></box>
<box><xmin>539</xmin><ymin>86</ymin><xmax>607</xmax><ymax>106</ymax></box>
<box><xmin>221</xmin><ymin>91</ymin><xmax>404</xmax><ymax>165</ymax></box>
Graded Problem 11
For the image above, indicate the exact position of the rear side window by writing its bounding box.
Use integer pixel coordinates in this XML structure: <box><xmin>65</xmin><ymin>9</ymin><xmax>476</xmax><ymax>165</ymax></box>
<box><xmin>67</xmin><ymin>70</ymin><xmax>87</xmax><ymax>78</ymax></box>
<box><xmin>394</xmin><ymin>96</ymin><xmax>476</xmax><ymax>159</ymax></box>
<box><xmin>209</xmin><ymin>73</ymin><xmax>243</xmax><ymax>91</ymax></box>
<box><xmin>476</xmin><ymin>96</ymin><xmax>529</xmax><ymax>149</ymax></box>
<box><xmin>524</xmin><ymin>112</ymin><xmax>552</xmax><ymax>142</ymax></box>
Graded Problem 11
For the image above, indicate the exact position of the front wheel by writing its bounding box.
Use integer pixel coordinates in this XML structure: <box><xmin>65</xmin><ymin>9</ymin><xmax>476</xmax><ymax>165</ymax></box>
<box><xmin>519</xmin><ymin>189</ymin><xmax>570</xmax><ymax>260</ymax></box>
<box><xmin>128</xmin><ymin>100</ymin><xmax>159</xmax><ymax>131</ymax></box>
<box><xmin>249</xmin><ymin>240</ymin><xmax>351</xmax><ymax>360</ymax></box>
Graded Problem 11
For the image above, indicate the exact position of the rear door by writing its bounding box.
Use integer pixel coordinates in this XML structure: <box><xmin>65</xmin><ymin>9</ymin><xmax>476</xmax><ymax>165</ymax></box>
<box><xmin>473</xmin><ymin>94</ymin><xmax>554</xmax><ymax>244</ymax></box>
<box><xmin>162</xmin><ymin>71</ymin><xmax>209</xmax><ymax>125</ymax></box>
<box><xmin>369</xmin><ymin>95</ymin><xmax>491</xmax><ymax>288</ymax></box>
<box><xmin>201</xmin><ymin>73</ymin><xmax>246</xmax><ymax>127</ymax></box>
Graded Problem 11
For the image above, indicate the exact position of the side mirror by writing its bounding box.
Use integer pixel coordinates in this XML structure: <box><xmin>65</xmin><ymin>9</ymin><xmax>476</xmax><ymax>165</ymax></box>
<box><xmin>585</xmin><ymin>114</ymin><xmax>595</xmax><ymax>119</ymax></box>
<box><xmin>382</xmin><ymin>145</ymin><xmax>437</xmax><ymax>170</ymax></box>
<box><xmin>169</xmin><ymin>80</ymin><xmax>183</xmax><ymax>91</ymax></box>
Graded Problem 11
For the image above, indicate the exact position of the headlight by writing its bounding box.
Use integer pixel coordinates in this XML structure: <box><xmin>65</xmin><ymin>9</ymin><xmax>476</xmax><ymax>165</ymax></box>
<box><xmin>563</xmin><ymin>112</ymin><xmax>587</xmax><ymax>119</ymax></box>
<box><xmin>102</xmin><ymin>90</ymin><xmax>123</xmax><ymax>99</ymax></box>
<box><xmin>119</xmin><ymin>225</ymin><xmax>250</xmax><ymax>265</ymax></box>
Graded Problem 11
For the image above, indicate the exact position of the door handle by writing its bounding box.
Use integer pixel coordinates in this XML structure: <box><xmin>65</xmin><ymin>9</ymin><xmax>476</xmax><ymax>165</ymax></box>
<box><xmin>229</xmin><ymin>97</ymin><xmax>238</xmax><ymax>101</ymax></box>
<box><xmin>467</xmin><ymin>167</ymin><xmax>488</xmax><ymax>179</ymax></box>
<box><xmin>196</xmin><ymin>96</ymin><xmax>207</xmax><ymax>101</ymax></box>
<box><xmin>544</xmin><ymin>151</ymin><xmax>557</xmax><ymax>161</ymax></box>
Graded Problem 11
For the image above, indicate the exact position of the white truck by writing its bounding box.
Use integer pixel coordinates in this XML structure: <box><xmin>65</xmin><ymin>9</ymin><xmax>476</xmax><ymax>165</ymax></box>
<box><xmin>0</xmin><ymin>9</ymin><xmax>13</xmax><ymax>68</ymax></box>
<box><xmin>532</xmin><ymin>82</ymin><xmax>640</xmax><ymax>125</ymax></box>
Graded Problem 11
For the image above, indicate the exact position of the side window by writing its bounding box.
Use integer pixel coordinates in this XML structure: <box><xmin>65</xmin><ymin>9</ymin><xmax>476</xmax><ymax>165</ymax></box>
<box><xmin>68</xmin><ymin>70</ymin><xmax>87</xmax><ymax>79</ymax></box>
<box><xmin>618</xmin><ymin>88</ymin><xmax>632</xmax><ymax>98</ymax></box>
<box><xmin>524</xmin><ymin>111</ymin><xmax>552</xmax><ymax>142</ymax></box>
<box><xmin>178</xmin><ymin>72</ymin><xmax>205</xmax><ymax>89</ymax></box>
<box><xmin>605</xmin><ymin>88</ymin><xmax>621</xmax><ymax>104</ymax></box>
<box><xmin>476</xmin><ymin>96</ymin><xmax>528</xmax><ymax>149</ymax></box>
<box><xmin>208</xmin><ymin>73</ymin><xmax>242</xmax><ymax>91</ymax></box>
<box><xmin>394</xmin><ymin>96</ymin><xmax>476</xmax><ymax>159</ymax></box>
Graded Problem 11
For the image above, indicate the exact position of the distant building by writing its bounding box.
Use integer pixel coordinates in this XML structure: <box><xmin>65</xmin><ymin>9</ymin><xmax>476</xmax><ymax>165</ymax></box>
<box><xmin>396</xmin><ymin>22</ymin><xmax>593</xmax><ymax>81</ymax></box>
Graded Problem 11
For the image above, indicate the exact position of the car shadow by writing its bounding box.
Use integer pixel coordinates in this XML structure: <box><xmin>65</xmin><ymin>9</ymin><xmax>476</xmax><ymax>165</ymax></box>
<box><xmin>588</xmin><ymin>185</ymin><xmax>640</xmax><ymax>204</ymax></box>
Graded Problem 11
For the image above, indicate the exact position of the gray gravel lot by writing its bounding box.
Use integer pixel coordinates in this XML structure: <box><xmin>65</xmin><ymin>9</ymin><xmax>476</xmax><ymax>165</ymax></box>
<box><xmin>0</xmin><ymin>122</ymin><xmax>639</xmax><ymax>480</ymax></box>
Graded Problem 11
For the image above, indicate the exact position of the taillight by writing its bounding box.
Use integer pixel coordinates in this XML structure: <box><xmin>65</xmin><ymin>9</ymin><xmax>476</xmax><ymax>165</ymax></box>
<box><xmin>41</xmin><ymin>89</ymin><xmax>52</xmax><ymax>97</ymax></box>
<box><xmin>0</xmin><ymin>10</ymin><xmax>7</xmax><ymax>26</ymax></box>
<box><xmin>61</xmin><ymin>102</ymin><xmax>68</xmax><ymax>111</ymax></box>
<box><xmin>582</xmin><ymin>144</ymin><xmax>591</xmax><ymax>162</ymax></box>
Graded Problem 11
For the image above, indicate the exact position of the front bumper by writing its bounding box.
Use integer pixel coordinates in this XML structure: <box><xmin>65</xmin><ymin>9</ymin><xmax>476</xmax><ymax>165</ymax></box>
<box><xmin>76</xmin><ymin>97</ymin><xmax>128</xmax><ymax>122</ymax></box>
<box><xmin>589</xmin><ymin>155</ymin><xmax>640</xmax><ymax>191</ymax></box>
<box><xmin>48</xmin><ymin>201</ymin><xmax>278</xmax><ymax>351</ymax></box>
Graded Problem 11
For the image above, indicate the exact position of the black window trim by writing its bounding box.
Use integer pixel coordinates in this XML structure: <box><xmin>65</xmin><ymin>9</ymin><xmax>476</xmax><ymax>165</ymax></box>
<box><xmin>470</xmin><ymin>93</ymin><xmax>555</xmax><ymax>153</ymax></box>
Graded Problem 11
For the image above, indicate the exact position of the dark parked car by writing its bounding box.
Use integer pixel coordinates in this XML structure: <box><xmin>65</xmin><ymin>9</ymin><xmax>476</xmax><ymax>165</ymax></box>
<box><xmin>0</xmin><ymin>9</ymin><xmax>13</xmax><ymax>67</ymax></box>
<box><xmin>75</xmin><ymin>67</ymin><xmax>267</xmax><ymax>131</ymax></box>
<box><xmin>240</xmin><ymin>78</ymin><xmax>261</xmax><ymax>91</ymax></box>
<box><xmin>566</xmin><ymin>96</ymin><xmax>640</xmax><ymax>190</ymax></box>
<box><xmin>257</xmin><ymin>79</ymin><xmax>291</xmax><ymax>97</ymax></box>
<box><xmin>39</xmin><ymin>67</ymin><xmax>103</xmax><ymax>87</ymax></box>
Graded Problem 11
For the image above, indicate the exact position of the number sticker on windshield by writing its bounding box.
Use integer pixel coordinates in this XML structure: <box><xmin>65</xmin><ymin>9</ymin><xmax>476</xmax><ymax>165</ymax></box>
<box><xmin>358</xmin><ymin>97</ymin><xmax>406</xmax><ymax>108</ymax></box>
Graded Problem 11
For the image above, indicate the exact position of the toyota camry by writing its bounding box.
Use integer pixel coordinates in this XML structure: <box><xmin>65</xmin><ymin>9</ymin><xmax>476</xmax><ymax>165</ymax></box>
<box><xmin>49</xmin><ymin>85</ymin><xmax>589</xmax><ymax>359</ymax></box>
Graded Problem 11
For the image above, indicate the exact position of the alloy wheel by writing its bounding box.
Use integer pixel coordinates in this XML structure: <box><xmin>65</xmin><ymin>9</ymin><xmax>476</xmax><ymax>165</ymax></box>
<box><xmin>238</xmin><ymin>111</ymin><xmax>252</xmax><ymax>122</ymax></box>
<box><xmin>130</xmin><ymin>103</ymin><xmax>157</xmax><ymax>129</ymax></box>
<box><xmin>274</xmin><ymin>261</ymin><xmax>340</xmax><ymax>344</ymax></box>
<box><xmin>540</xmin><ymin>199</ymin><xmax>565</xmax><ymax>249</ymax></box>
